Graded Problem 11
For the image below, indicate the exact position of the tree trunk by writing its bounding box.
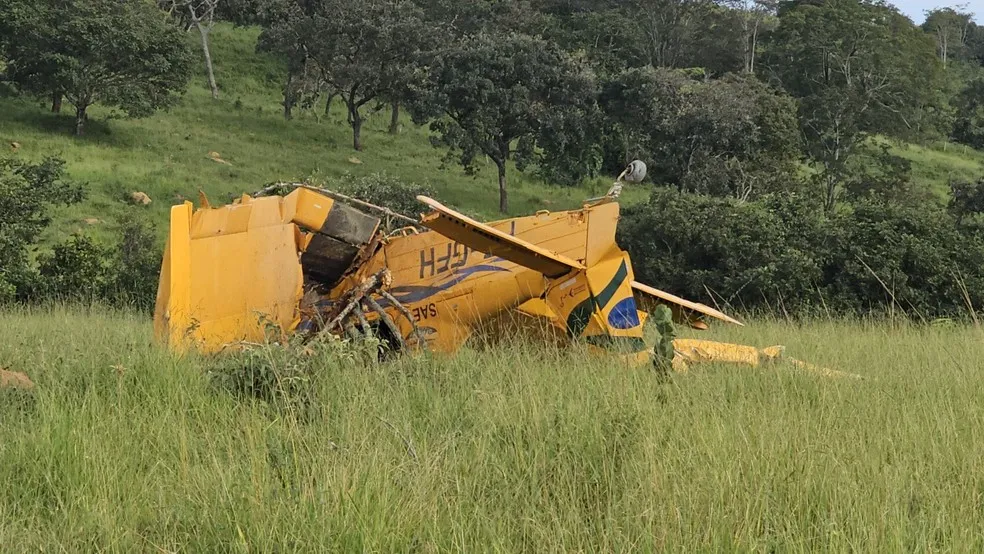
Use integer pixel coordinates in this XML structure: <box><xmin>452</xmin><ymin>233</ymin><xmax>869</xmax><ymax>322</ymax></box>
<box><xmin>51</xmin><ymin>92</ymin><xmax>62</xmax><ymax>113</ymax></box>
<box><xmin>325</xmin><ymin>91</ymin><xmax>336</xmax><ymax>115</ymax></box>
<box><xmin>749</xmin><ymin>21</ymin><xmax>759</xmax><ymax>73</ymax></box>
<box><xmin>75</xmin><ymin>104</ymin><xmax>88</xmax><ymax>136</ymax></box>
<box><xmin>197</xmin><ymin>23</ymin><xmax>219</xmax><ymax>99</ymax></box>
<box><xmin>350</xmin><ymin>104</ymin><xmax>363</xmax><ymax>151</ymax></box>
<box><xmin>389</xmin><ymin>101</ymin><xmax>400</xmax><ymax>135</ymax></box>
<box><xmin>496</xmin><ymin>160</ymin><xmax>508</xmax><ymax>213</ymax></box>
<box><xmin>283</xmin><ymin>72</ymin><xmax>295</xmax><ymax>121</ymax></box>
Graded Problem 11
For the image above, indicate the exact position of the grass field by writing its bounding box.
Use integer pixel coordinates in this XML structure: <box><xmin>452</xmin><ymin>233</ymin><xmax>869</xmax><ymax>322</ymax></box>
<box><xmin>3</xmin><ymin>307</ymin><xmax>984</xmax><ymax>552</ymax></box>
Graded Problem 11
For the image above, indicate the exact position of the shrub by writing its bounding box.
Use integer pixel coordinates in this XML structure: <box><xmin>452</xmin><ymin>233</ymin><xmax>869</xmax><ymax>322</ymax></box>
<box><xmin>34</xmin><ymin>234</ymin><xmax>111</xmax><ymax>303</ymax></box>
<box><xmin>619</xmin><ymin>187</ymin><xmax>984</xmax><ymax>319</ymax></box>
<box><xmin>26</xmin><ymin>216</ymin><xmax>163</xmax><ymax>312</ymax></box>
<box><xmin>336</xmin><ymin>172</ymin><xmax>436</xmax><ymax>221</ymax></box>
<box><xmin>206</xmin><ymin>331</ymin><xmax>380</xmax><ymax>420</ymax></box>
<box><xmin>0</xmin><ymin>156</ymin><xmax>85</xmax><ymax>302</ymax></box>
<box><xmin>618</xmin><ymin>189</ymin><xmax>826</xmax><ymax>316</ymax></box>
<box><xmin>103</xmin><ymin>217</ymin><xmax>164</xmax><ymax>312</ymax></box>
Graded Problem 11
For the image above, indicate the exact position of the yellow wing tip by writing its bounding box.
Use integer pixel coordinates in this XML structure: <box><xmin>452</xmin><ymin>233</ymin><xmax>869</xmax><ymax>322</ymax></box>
<box><xmin>632</xmin><ymin>281</ymin><xmax>744</xmax><ymax>327</ymax></box>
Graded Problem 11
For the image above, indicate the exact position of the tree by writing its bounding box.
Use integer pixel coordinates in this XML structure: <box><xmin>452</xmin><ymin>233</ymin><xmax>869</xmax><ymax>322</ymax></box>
<box><xmin>600</xmin><ymin>67</ymin><xmax>801</xmax><ymax>200</ymax></box>
<box><xmin>922</xmin><ymin>6</ymin><xmax>974</xmax><ymax>68</ymax></box>
<box><xmin>160</xmin><ymin>0</ymin><xmax>221</xmax><ymax>99</ymax></box>
<box><xmin>763</xmin><ymin>0</ymin><xmax>943</xmax><ymax>211</ymax></box>
<box><xmin>0</xmin><ymin>157</ymin><xmax>85</xmax><ymax>302</ymax></box>
<box><xmin>410</xmin><ymin>32</ymin><xmax>599</xmax><ymax>213</ymax></box>
<box><xmin>952</xmin><ymin>76</ymin><xmax>984</xmax><ymax>148</ymax></box>
<box><xmin>533</xmin><ymin>0</ymin><xmax>646</xmax><ymax>72</ymax></box>
<box><xmin>629</xmin><ymin>0</ymin><xmax>709</xmax><ymax>68</ymax></box>
<box><xmin>260</xmin><ymin>0</ymin><xmax>435</xmax><ymax>150</ymax></box>
<box><xmin>720</xmin><ymin>0</ymin><xmax>777</xmax><ymax>73</ymax></box>
<box><xmin>0</xmin><ymin>0</ymin><xmax>194</xmax><ymax>136</ymax></box>
<box><xmin>256</xmin><ymin>3</ymin><xmax>325</xmax><ymax>121</ymax></box>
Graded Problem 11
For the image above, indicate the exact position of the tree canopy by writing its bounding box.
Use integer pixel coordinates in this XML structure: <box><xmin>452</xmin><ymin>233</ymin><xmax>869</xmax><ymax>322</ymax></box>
<box><xmin>763</xmin><ymin>0</ymin><xmax>944</xmax><ymax>210</ymax></box>
<box><xmin>410</xmin><ymin>32</ymin><xmax>599</xmax><ymax>212</ymax></box>
<box><xmin>0</xmin><ymin>0</ymin><xmax>195</xmax><ymax>136</ymax></box>
<box><xmin>259</xmin><ymin>0</ymin><xmax>435</xmax><ymax>150</ymax></box>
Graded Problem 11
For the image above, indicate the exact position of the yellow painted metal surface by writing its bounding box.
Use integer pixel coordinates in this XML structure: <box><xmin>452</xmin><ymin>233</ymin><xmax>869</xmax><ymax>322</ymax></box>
<box><xmin>583</xmin><ymin>201</ymin><xmax>620</xmax><ymax>266</ymax></box>
<box><xmin>633</xmin><ymin>281</ymin><xmax>743</xmax><ymax>326</ymax></box>
<box><xmin>154</xmin><ymin>188</ymin><xmax>350</xmax><ymax>353</ymax></box>
<box><xmin>154</xmin><ymin>197</ymin><xmax>306</xmax><ymax>353</ymax></box>
<box><xmin>671</xmin><ymin>339</ymin><xmax>861</xmax><ymax>379</ymax></box>
<box><xmin>417</xmin><ymin>196</ymin><xmax>584</xmax><ymax>278</ymax></box>
<box><xmin>154</xmin><ymin>186</ymin><xmax>841</xmax><ymax>378</ymax></box>
<box><xmin>282</xmin><ymin>187</ymin><xmax>334</xmax><ymax>231</ymax></box>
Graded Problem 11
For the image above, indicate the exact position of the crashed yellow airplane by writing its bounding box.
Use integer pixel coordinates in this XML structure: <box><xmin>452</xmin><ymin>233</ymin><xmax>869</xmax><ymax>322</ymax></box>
<box><xmin>154</xmin><ymin>163</ymin><xmax>853</xmax><ymax>377</ymax></box>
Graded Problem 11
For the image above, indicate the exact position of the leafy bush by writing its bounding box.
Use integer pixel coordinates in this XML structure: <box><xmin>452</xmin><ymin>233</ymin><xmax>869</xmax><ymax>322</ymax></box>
<box><xmin>0</xmin><ymin>156</ymin><xmax>85</xmax><ymax>302</ymax></box>
<box><xmin>103</xmin><ymin>217</ymin><xmax>164</xmax><ymax>312</ymax></box>
<box><xmin>34</xmin><ymin>234</ymin><xmax>111</xmax><ymax>303</ymax></box>
<box><xmin>619</xmin><ymin>190</ymin><xmax>826</xmax><ymax>315</ymax></box>
<box><xmin>824</xmin><ymin>200</ymin><xmax>984</xmax><ymax>318</ymax></box>
<box><xmin>949</xmin><ymin>176</ymin><xmax>984</xmax><ymax>226</ymax></box>
<box><xmin>206</xmin><ymin>331</ymin><xmax>380</xmax><ymax>420</ymax></box>
<box><xmin>336</xmin><ymin>172</ymin><xmax>436</xmax><ymax>220</ymax></box>
<box><xmin>620</xmin><ymin>187</ymin><xmax>984</xmax><ymax>319</ymax></box>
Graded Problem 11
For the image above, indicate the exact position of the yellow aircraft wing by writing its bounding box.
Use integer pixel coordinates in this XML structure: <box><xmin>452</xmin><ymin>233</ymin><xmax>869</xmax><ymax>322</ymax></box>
<box><xmin>416</xmin><ymin>196</ymin><xmax>585</xmax><ymax>279</ymax></box>
<box><xmin>632</xmin><ymin>281</ymin><xmax>744</xmax><ymax>326</ymax></box>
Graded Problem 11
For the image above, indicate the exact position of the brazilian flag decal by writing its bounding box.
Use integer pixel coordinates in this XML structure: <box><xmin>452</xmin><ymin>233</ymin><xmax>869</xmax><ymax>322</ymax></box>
<box><xmin>593</xmin><ymin>260</ymin><xmax>628</xmax><ymax>311</ymax></box>
<box><xmin>565</xmin><ymin>260</ymin><xmax>630</xmax><ymax>338</ymax></box>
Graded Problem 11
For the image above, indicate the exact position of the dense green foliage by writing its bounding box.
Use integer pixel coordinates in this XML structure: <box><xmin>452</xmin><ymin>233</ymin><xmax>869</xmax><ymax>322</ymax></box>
<box><xmin>620</xmin><ymin>190</ymin><xmax>984</xmax><ymax>319</ymax></box>
<box><xmin>600</xmin><ymin>68</ymin><xmax>801</xmax><ymax>199</ymax></box>
<box><xmin>0</xmin><ymin>156</ymin><xmax>164</xmax><ymax>311</ymax></box>
<box><xmin>0</xmin><ymin>0</ymin><xmax>195</xmax><ymax>135</ymax></box>
<box><xmin>0</xmin><ymin>157</ymin><xmax>85</xmax><ymax>301</ymax></box>
<box><xmin>410</xmin><ymin>32</ymin><xmax>599</xmax><ymax>211</ymax></box>
<box><xmin>258</xmin><ymin>0</ymin><xmax>435</xmax><ymax>150</ymax></box>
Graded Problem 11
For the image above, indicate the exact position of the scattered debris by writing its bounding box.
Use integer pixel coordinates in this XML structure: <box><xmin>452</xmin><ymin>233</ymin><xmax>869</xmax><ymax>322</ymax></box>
<box><xmin>130</xmin><ymin>192</ymin><xmax>152</xmax><ymax>206</ymax></box>
<box><xmin>83</xmin><ymin>218</ymin><xmax>101</xmax><ymax>225</ymax></box>
<box><xmin>348</xmin><ymin>157</ymin><xmax>363</xmax><ymax>165</ymax></box>
<box><xmin>208</xmin><ymin>151</ymin><xmax>232</xmax><ymax>165</ymax></box>
<box><xmin>0</xmin><ymin>369</ymin><xmax>35</xmax><ymax>391</ymax></box>
<box><xmin>9</xmin><ymin>141</ymin><xmax>20</xmax><ymax>151</ymax></box>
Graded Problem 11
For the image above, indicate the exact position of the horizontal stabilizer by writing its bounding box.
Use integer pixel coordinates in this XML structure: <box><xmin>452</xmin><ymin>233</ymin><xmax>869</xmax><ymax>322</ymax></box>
<box><xmin>632</xmin><ymin>281</ymin><xmax>743</xmax><ymax>326</ymax></box>
<box><xmin>417</xmin><ymin>196</ymin><xmax>584</xmax><ymax>278</ymax></box>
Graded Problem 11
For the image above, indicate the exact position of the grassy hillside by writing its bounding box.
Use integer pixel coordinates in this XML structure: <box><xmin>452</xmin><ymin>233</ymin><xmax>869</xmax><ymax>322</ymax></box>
<box><xmin>0</xmin><ymin>24</ymin><xmax>646</xmax><ymax>247</ymax></box>
<box><xmin>4</xmin><ymin>307</ymin><xmax>984</xmax><ymax>551</ymax></box>
<box><xmin>2</xmin><ymin>23</ymin><xmax>982</xmax><ymax>247</ymax></box>
<box><xmin>884</xmin><ymin>138</ymin><xmax>984</xmax><ymax>198</ymax></box>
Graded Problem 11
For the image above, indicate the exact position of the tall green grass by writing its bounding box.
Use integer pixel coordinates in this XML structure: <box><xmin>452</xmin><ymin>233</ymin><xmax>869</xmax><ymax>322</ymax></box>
<box><xmin>3</xmin><ymin>306</ymin><xmax>984</xmax><ymax>552</ymax></box>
